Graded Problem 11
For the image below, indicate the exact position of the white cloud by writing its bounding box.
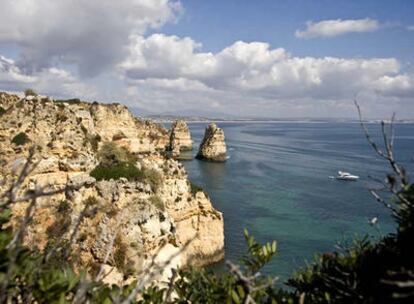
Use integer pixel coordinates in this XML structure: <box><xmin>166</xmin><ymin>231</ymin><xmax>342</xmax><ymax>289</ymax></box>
<box><xmin>372</xmin><ymin>74</ymin><xmax>414</xmax><ymax>98</ymax></box>
<box><xmin>0</xmin><ymin>0</ymin><xmax>181</xmax><ymax>76</ymax></box>
<box><xmin>0</xmin><ymin>55</ymin><xmax>98</xmax><ymax>99</ymax></box>
<box><xmin>120</xmin><ymin>34</ymin><xmax>411</xmax><ymax>102</ymax></box>
<box><xmin>0</xmin><ymin>55</ymin><xmax>35</xmax><ymax>86</ymax></box>
<box><xmin>295</xmin><ymin>18</ymin><xmax>380</xmax><ymax>39</ymax></box>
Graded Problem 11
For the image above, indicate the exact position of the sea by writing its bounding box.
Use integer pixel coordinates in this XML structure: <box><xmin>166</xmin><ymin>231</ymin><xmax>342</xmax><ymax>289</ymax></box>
<box><xmin>168</xmin><ymin>122</ymin><xmax>414</xmax><ymax>282</ymax></box>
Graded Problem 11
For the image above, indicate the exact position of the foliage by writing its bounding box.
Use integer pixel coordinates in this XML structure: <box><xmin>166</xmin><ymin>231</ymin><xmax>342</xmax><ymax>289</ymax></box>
<box><xmin>143</xmin><ymin>168</ymin><xmax>163</xmax><ymax>192</ymax></box>
<box><xmin>11</xmin><ymin>132</ymin><xmax>29</xmax><ymax>146</ymax></box>
<box><xmin>98</xmin><ymin>142</ymin><xmax>135</xmax><ymax>167</ymax></box>
<box><xmin>24</xmin><ymin>88</ymin><xmax>38</xmax><ymax>97</ymax></box>
<box><xmin>0</xmin><ymin>106</ymin><xmax>5</xmax><ymax>116</ymax></box>
<box><xmin>86</xmin><ymin>134</ymin><xmax>101</xmax><ymax>152</ymax></box>
<box><xmin>242</xmin><ymin>229</ymin><xmax>277</xmax><ymax>274</ymax></box>
<box><xmin>91</xmin><ymin>143</ymin><xmax>163</xmax><ymax>191</ymax></box>
<box><xmin>149</xmin><ymin>195</ymin><xmax>165</xmax><ymax>211</ymax></box>
<box><xmin>90</xmin><ymin>162</ymin><xmax>144</xmax><ymax>182</ymax></box>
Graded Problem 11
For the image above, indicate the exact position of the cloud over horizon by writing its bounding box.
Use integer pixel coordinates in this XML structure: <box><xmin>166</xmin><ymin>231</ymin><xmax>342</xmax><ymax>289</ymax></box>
<box><xmin>120</xmin><ymin>34</ymin><xmax>413</xmax><ymax>100</ymax></box>
<box><xmin>295</xmin><ymin>18</ymin><xmax>380</xmax><ymax>39</ymax></box>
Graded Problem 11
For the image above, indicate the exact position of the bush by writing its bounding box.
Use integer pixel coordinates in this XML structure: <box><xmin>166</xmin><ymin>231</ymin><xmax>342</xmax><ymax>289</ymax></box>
<box><xmin>0</xmin><ymin>106</ymin><xmax>5</xmax><ymax>116</ymax></box>
<box><xmin>86</xmin><ymin>134</ymin><xmax>101</xmax><ymax>152</ymax></box>
<box><xmin>112</xmin><ymin>131</ymin><xmax>127</xmax><ymax>141</ymax></box>
<box><xmin>11</xmin><ymin>132</ymin><xmax>29</xmax><ymax>146</ymax></box>
<box><xmin>98</xmin><ymin>142</ymin><xmax>134</xmax><ymax>166</ymax></box>
<box><xmin>143</xmin><ymin>168</ymin><xmax>163</xmax><ymax>192</ymax></box>
<box><xmin>24</xmin><ymin>88</ymin><xmax>38</xmax><ymax>97</ymax></box>
<box><xmin>149</xmin><ymin>195</ymin><xmax>165</xmax><ymax>211</ymax></box>
<box><xmin>90</xmin><ymin>162</ymin><xmax>144</xmax><ymax>182</ymax></box>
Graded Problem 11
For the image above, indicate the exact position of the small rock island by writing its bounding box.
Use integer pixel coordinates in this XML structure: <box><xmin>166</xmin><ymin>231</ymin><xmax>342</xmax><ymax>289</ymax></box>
<box><xmin>196</xmin><ymin>123</ymin><xmax>227</xmax><ymax>162</ymax></box>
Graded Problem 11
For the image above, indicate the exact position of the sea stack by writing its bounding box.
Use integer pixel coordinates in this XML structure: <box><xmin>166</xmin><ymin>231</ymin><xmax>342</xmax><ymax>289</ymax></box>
<box><xmin>169</xmin><ymin>120</ymin><xmax>193</xmax><ymax>153</ymax></box>
<box><xmin>196</xmin><ymin>123</ymin><xmax>227</xmax><ymax>162</ymax></box>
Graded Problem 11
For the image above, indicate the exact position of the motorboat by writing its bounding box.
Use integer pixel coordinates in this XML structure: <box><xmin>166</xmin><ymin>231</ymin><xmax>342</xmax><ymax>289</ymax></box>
<box><xmin>336</xmin><ymin>171</ymin><xmax>359</xmax><ymax>181</ymax></box>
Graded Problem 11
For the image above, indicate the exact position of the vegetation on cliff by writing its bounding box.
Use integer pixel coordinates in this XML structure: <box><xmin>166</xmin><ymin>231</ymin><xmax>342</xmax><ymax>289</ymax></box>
<box><xmin>11</xmin><ymin>132</ymin><xmax>30</xmax><ymax>146</ymax></box>
<box><xmin>90</xmin><ymin>142</ymin><xmax>163</xmax><ymax>192</ymax></box>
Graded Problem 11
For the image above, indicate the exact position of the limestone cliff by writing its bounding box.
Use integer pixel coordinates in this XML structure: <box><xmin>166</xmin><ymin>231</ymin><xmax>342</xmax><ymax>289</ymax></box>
<box><xmin>0</xmin><ymin>92</ymin><xmax>224</xmax><ymax>285</ymax></box>
<box><xmin>196</xmin><ymin>123</ymin><xmax>227</xmax><ymax>162</ymax></box>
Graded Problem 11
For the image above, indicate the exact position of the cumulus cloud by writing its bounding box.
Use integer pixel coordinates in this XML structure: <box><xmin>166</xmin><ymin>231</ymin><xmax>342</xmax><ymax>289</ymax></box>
<box><xmin>295</xmin><ymin>18</ymin><xmax>380</xmax><ymax>39</ymax></box>
<box><xmin>372</xmin><ymin>74</ymin><xmax>414</xmax><ymax>98</ymax></box>
<box><xmin>120</xmin><ymin>34</ymin><xmax>412</xmax><ymax>102</ymax></box>
<box><xmin>0</xmin><ymin>0</ymin><xmax>181</xmax><ymax>76</ymax></box>
<box><xmin>0</xmin><ymin>55</ymin><xmax>98</xmax><ymax>99</ymax></box>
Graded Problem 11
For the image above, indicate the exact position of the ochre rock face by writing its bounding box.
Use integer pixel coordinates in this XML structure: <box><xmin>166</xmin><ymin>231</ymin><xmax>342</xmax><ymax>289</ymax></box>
<box><xmin>0</xmin><ymin>92</ymin><xmax>224</xmax><ymax>285</ymax></box>
<box><xmin>169</xmin><ymin>120</ymin><xmax>193</xmax><ymax>152</ymax></box>
<box><xmin>196</xmin><ymin>123</ymin><xmax>227</xmax><ymax>162</ymax></box>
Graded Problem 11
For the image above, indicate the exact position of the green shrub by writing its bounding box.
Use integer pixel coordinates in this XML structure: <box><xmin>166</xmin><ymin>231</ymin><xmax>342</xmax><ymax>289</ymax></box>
<box><xmin>90</xmin><ymin>162</ymin><xmax>144</xmax><ymax>182</ymax></box>
<box><xmin>143</xmin><ymin>168</ymin><xmax>163</xmax><ymax>192</ymax></box>
<box><xmin>86</xmin><ymin>134</ymin><xmax>101</xmax><ymax>152</ymax></box>
<box><xmin>112</xmin><ymin>131</ymin><xmax>127</xmax><ymax>141</ymax></box>
<box><xmin>84</xmin><ymin>196</ymin><xmax>99</xmax><ymax>206</ymax></box>
<box><xmin>57</xmin><ymin>200</ymin><xmax>71</xmax><ymax>213</ymax></box>
<box><xmin>149</xmin><ymin>195</ymin><xmax>165</xmax><ymax>211</ymax></box>
<box><xmin>24</xmin><ymin>88</ymin><xmax>38</xmax><ymax>97</ymax></box>
<box><xmin>56</xmin><ymin>112</ymin><xmax>68</xmax><ymax>122</ymax></box>
<box><xmin>98</xmin><ymin>142</ymin><xmax>134</xmax><ymax>166</ymax></box>
<box><xmin>0</xmin><ymin>106</ymin><xmax>5</xmax><ymax>116</ymax></box>
<box><xmin>46</xmin><ymin>201</ymin><xmax>72</xmax><ymax>240</ymax></box>
<box><xmin>11</xmin><ymin>132</ymin><xmax>29</xmax><ymax>146</ymax></box>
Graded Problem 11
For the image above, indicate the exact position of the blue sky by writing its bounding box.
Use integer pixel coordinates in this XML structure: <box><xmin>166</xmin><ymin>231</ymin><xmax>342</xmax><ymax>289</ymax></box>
<box><xmin>159</xmin><ymin>0</ymin><xmax>414</xmax><ymax>60</ymax></box>
<box><xmin>0</xmin><ymin>0</ymin><xmax>414</xmax><ymax>118</ymax></box>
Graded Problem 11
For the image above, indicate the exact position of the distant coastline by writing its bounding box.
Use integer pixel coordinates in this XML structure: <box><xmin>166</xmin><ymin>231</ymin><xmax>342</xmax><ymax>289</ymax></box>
<box><xmin>143</xmin><ymin>115</ymin><xmax>414</xmax><ymax>124</ymax></box>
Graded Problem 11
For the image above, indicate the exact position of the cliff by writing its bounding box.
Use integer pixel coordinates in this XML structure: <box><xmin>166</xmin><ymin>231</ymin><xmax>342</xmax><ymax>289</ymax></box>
<box><xmin>196</xmin><ymin>123</ymin><xmax>227</xmax><ymax>162</ymax></box>
<box><xmin>0</xmin><ymin>92</ymin><xmax>224</xmax><ymax>285</ymax></box>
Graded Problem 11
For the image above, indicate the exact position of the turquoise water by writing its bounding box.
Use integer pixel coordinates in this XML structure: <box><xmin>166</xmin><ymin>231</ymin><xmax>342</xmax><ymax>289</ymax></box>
<box><xmin>177</xmin><ymin>122</ymin><xmax>414</xmax><ymax>281</ymax></box>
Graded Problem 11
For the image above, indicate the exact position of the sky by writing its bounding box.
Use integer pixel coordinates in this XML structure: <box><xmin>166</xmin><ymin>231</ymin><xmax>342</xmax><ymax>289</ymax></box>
<box><xmin>0</xmin><ymin>0</ymin><xmax>414</xmax><ymax>119</ymax></box>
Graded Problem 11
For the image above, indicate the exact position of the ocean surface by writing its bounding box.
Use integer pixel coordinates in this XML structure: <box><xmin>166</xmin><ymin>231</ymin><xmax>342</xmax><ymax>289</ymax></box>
<box><xmin>171</xmin><ymin>122</ymin><xmax>414</xmax><ymax>281</ymax></box>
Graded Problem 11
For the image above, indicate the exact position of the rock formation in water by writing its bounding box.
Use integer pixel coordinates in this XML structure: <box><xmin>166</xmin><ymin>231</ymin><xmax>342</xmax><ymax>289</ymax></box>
<box><xmin>0</xmin><ymin>92</ymin><xmax>224</xmax><ymax>285</ymax></box>
<box><xmin>169</xmin><ymin>120</ymin><xmax>193</xmax><ymax>155</ymax></box>
<box><xmin>196</xmin><ymin>123</ymin><xmax>227</xmax><ymax>162</ymax></box>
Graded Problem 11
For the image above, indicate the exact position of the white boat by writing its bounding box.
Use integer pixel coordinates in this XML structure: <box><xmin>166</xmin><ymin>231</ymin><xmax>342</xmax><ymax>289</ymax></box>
<box><xmin>336</xmin><ymin>171</ymin><xmax>359</xmax><ymax>181</ymax></box>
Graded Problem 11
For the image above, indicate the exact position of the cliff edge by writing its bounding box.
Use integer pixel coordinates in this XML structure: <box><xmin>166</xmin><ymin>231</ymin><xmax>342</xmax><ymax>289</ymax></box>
<box><xmin>0</xmin><ymin>92</ymin><xmax>224</xmax><ymax>285</ymax></box>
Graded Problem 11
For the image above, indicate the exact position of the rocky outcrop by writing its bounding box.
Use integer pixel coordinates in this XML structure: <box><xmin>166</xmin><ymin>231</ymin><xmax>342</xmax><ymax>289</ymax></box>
<box><xmin>196</xmin><ymin>123</ymin><xmax>227</xmax><ymax>162</ymax></box>
<box><xmin>169</xmin><ymin>120</ymin><xmax>193</xmax><ymax>153</ymax></box>
<box><xmin>0</xmin><ymin>92</ymin><xmax>224</xmax><ymax>285</ymax></box>
<box><xmin>0</xmin><ymin>91</ymin><xmax>20</xmax><ymax>111</ymax></box>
